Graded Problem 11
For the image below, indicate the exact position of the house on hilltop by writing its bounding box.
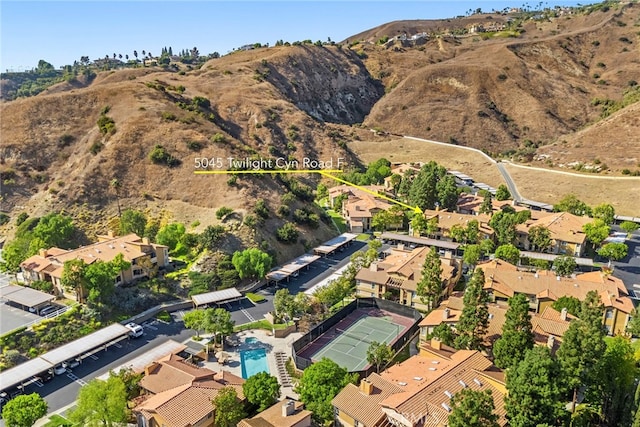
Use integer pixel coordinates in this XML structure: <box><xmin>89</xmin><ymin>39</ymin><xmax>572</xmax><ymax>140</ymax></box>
<box><xmin>20</xmin><ymin>232</ymin><xmax>169</xmax><ymax>301</ymax></box>
<box><xmin>332</xmin><ymin>340</ymin><xmax>507</xmax><ymax>427</ymax></box>
<box><xmin>133</xmin><ymin>353</ymin><xmax>245</xmax><ymax>427</ymax></box>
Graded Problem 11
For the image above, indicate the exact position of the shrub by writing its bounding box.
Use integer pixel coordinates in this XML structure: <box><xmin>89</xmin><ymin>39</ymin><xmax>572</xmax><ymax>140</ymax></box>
<box><xmin>216</xmin><ymin>206</ymin><xmax>234</xmax><ymax>219</ymax></box>
<box><xmin>161</xmin><ymin>111</ymin><xmax>177</xmax><ymax>121</ymax></box>
<box><xmin>0</xmin><ymin>213</ymin><xmax>9</xmax><ymax>225</ymax></box>
<box><xmin>497</xmin><ymin>73</ymin><xmax>508</xmax><ymax>81</ymax></box>
<box><xmin>211</xmin><ymin>133</ymin><xmax>227</xmax><ymax>144</ymax></box>
<box><xmin>97</xmin><ymin>114</ymin><xmax>116</xmax><ymax>134</ymax></box>
<box><xmin>16</xmin><ymin>212</ymin><xmax>29</xmax><ymax>226</ymax></box>
<box><xmin>89</xmin><ymin>141</ymin><xmax>104</xmax><ymax>155</ymax></box>
<box><xmin>254</xmin><ymin>199</ymin><xmax>269</xmax><ymax>219</ymax></box>
<box><xmin>149</xmin><ymin>145</ymin><xmax>181</xmax><ymax>167</ymax></box>
<box><xmin>276</xmin><ymin>222</ymin><xmax>299</xmax><ymax>243</ymax></box>
<box><xmin>59</xmin><ymin>134</ymin><xmax>75</xmax><ymax>147</ymax></box>
<box><xmin>277</xmin><ymin>205</ymin><xmax>290</xmax><ymax>217</ymax></box>
<box><xmin>185</xmin><ymin>140</ymin><xmax>203</xmax><ymax>151</ymax></box>
<box><xmin>596</xmin><ymin>62</ymin><xmax>606</xmax><ymax>68</ymax></box>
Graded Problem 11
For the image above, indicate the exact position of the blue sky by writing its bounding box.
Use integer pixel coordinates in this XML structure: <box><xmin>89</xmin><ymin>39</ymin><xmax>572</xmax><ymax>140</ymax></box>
<box><xmin>1</xmin><ymin>1</ymin><xmax>590</xmax><ymax>71</ymax></box>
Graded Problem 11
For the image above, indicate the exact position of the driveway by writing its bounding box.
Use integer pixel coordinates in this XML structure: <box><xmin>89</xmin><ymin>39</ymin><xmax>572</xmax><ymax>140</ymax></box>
<box><xmin>611</xmin><ymin>228</ymin><xmax>640</xmax><ymax>297</ymax></box>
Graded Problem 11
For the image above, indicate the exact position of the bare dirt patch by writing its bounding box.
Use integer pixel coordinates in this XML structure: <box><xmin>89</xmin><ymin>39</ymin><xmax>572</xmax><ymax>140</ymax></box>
<box><xmin>349</xmin><ymin>137</ymin><xmax>505</xmax><ymax>187</ymax></box>
<box><xmin>504</xmin><ymin>164</ymin><xmax>640</xmax><ymax>216</ymax></box>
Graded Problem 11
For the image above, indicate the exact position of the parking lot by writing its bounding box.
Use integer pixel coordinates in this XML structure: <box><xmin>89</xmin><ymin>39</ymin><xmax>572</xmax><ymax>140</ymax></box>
<box><xmin>0</xmin><ymin>271</ymin><xmax>43</xmax><ymax>335</ymax></box>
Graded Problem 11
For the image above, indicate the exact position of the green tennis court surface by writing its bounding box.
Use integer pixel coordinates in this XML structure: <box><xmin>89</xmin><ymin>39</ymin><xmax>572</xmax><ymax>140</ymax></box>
<box><xmin>310</xmin><ymin>315</ymin><xmax>402</xmax><ymax>371</ymax></box>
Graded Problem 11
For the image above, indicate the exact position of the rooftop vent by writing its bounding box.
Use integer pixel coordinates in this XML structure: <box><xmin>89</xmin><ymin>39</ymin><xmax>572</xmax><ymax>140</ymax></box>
<box><xmin>444</xmin><ymin>390</ymin><xmax>453</xmax><ymax>399</ymax></box>
<box><xmin>442</xmin><ymin>403</ymin><xmax>452</xmax><ymax>412</ymax></box>
<box><xmin>413</xmin><ymin>377</ymin><xmax>423</xmax><ymax>381</ymax></box>
<box><xmin>398</xmin><ymin>382</ymin><xmax>407</xmax><ymax>386</ymax></box>
<box><xmin>473</xmin><ymin>378</ymin><xmax>483</xmax><ymax>387</ymax></box>
<box><xmin>431</xmin><ymin>361</ymin><xmax>440</xmax><ymax>364</ymax></box>
<box><xmin>459</xmin><ymin>380</ymin><xmax>467</xmax><ymax>388</ymax></box>
<box><xmin>428</xmin><ymin>367</ymin><xmax>437</xmax><ymax>371</ymax></box>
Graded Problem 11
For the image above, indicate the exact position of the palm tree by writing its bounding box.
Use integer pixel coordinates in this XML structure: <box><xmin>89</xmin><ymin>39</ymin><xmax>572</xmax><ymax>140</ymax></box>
<box><xmin>111</xmin><ymin>178</ymin><xmax>122</xmax><ymax>217</ymax></box>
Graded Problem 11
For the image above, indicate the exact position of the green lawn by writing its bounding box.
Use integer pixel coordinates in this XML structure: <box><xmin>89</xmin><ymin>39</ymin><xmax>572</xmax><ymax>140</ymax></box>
<box><xmin>234</xmin><ymin>319</ymin><xmax>288</xmax><ymax>332</ymax></box>
<box><xmin>245</xmin><ymin>292</ymin><xmax>266</xmax><ymax>303</ymax></box>
<box><xmin>43</xmin><ymin>414</ymin><xmax>72</xmax><ymax>427</ymax></box>
<box><xmin>326</xmin><ymin>209</ymin><xmax>347</xmax><ymax>233</ymax></box>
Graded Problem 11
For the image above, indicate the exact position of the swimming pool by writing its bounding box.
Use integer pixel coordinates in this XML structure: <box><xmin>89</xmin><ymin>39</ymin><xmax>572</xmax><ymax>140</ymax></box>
<box><xmin>240</xmin><ymin>348</ymin><xmax>269</xmax><ymax>379</ymax></box>
<box><xmin>245</xmin><ymin>337</ymin><xmax>258</xmax><ymax>344</ymax></box>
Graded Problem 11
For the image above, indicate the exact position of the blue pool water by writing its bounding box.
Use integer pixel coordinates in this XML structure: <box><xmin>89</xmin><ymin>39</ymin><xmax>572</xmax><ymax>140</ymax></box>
<box><xmin>245</xmin><ymin>337</ymin><xmax>258</xmax><ymax>344</ymax></box>
<box><xmin>240</xmin><ymin>348</ymin><xmax>269</xmax><ymax>379</ymax></box>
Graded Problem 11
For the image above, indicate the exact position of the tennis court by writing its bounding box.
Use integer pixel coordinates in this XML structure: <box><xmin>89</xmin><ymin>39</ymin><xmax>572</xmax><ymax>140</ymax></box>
<box><xmin>310</xmin><ymin>315</ymin><xmax>402</xmax><ymax>371</ymax></box>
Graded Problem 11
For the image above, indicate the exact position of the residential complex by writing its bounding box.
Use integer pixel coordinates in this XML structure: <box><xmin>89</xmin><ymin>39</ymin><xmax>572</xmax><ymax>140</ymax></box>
<box><xmin>332</xmin><ymin>340</ymin><xmax>507</xmax><ymax>427</ymax></box>
<box><xmin>20</xmin><ymin>233</ymin><xmax>169</xmax><ymax>300</ymax></box>
<box><xmin>355</xmin><ymin>246</ymin><xmax>457</xmax><ymax>311</ymax></box>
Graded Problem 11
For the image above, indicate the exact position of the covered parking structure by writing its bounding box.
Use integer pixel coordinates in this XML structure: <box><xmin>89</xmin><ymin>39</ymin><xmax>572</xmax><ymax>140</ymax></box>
<box><xmin>191</xmin><ymin>287</ymin><xmax>243</xmax><ymax>308</ymax></box>
<box><xmin>0</xmin><ymin>323</ymin><xmax>131</xmax><ymax>392</ymax></box>
<box><xmin>313</xmin><ymin>233</ymin><xmax>358</xmax><ymax>256</ymax></box>
<box><xmin>380</xmin><ymin>232</ymin><xmax>461</xmax><ymax>255</ymax></box>
<box><xmin>520</xmin><ymin>251</ymin><xmax>595</xmax><ymax>268</ymax></box>
<box><xmin>0</xmin><ymin>284</ymin><xmax>55</xmax><ymax>313</ymax></box>
<box><xmin>266</xmin><ymin>254</ymin><xmax>321</xmax><ymax>285</ymax></box>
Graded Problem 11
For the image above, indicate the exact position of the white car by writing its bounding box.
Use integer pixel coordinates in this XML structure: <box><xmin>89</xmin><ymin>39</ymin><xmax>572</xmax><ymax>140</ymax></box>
<box><xmin>63</xmin><ymin>358</ymin><xmax>80</xmax><ymax>369</ymax></box>
<box><xmin>53</xmin><ymin>365</ymin><xmax>67</xmax><ymax>375</ymax></box>
<box><xmin>125</xmin><ymin>322</ymin><xmax>144</xmax><ymax>338</ymax></box>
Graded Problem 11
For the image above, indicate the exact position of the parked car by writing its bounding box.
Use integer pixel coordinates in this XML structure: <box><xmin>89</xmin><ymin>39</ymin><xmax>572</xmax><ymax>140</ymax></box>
<box><xmin>125</xmin><ymin>322</ymin><xmax>144</xmax><ymax>338</ymax></box>
<box><xmin>40</xmin><ymin>305</ymin><xmax>58</xmax><ymax>316</ymax></box>
<box><xmin>63</xmin><ymin>358</ymin><xmax>80</xmax><ymax>369</ymax></box>
<box><xmin>53</xmin><ymin>364</ymin><xmax>67</xmax><ymax>375</ymax></box>
<box><xmin>34</xmin><ymin>369</ymin><xmax>54</xmax><ymax>383</ymax></box>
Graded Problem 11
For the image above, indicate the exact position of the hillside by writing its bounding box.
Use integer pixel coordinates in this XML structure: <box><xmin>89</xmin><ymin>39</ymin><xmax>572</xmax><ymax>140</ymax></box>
<box><xmin>1</xmin><ymin>1</ymin><xmax>640</xmax><ymax>251</ymax></box>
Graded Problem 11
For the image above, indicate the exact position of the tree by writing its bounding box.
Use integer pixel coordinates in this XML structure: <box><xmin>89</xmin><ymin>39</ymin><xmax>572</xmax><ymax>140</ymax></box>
<box><xmin>436</xmin><ymin>174</ymin><xmax>460</xmax><ymax>211</ymax></box>
<box><xmin>274</xmin><ymin>288</ymin><xmax>297</xmax><ymax>323</ymax></box>
<box><xmin>1</xmin><ymin>393</ymin><xmax>48</xmax><ymax>427</ymax></box>
<box><xmin>32</xmin><ymin>212</ymin><xmax>75</xmax><ymax>248</ymax></box>
<box><xmin>212</xmin><ymin>386</ymin><xmax>245</xmax><ymax>427</ymax></box>
<box><xmin>462</xmin><ymin>244</ymin><xmax>481</xmax><ymax>268</ymax></box>
<box><xmin>479</xmin><ymin>192</ymin><xmax>493</xmax><ymax>215</ymax></box>
<box><xmin>553</xmin><ymin>255</ymin><xmax>576</xmax><ymax>276</ymax></box>
<box><xmin>527</xmin><ymin>225</ymin><xmax>551</xmax><ymax>252</ymax></box>
<box><xmin>371</xmin><ymin>210</ymin><xmax>393</xmax><ymax>231</ymax></box>
<box><xmin>205</xmin><ymin>307</ymin><xmax>234</xmax><ymax>346</ymax></box>
<box><xmin>295</xmin><ymin>358</ymin><xmax>357</xmax><ymax>424</ymax></box>
<box><xmin>590</xmin><ymin>336</ymin><xmax>636</xmax><ymax>426</ymax></box>
<box><xmin>495</xmin><ymin>244</ymin><xmax>520</xmax><ymax>265</ymax></box>
<box><xmin>84</xmin><ymin>254</ymin><xmax>130</xmax><ymax>308</ymax></box>
<box><xmin>156</xmin><ymin>222</ymin><xmax>186</xmax><ymax>251</ymax></box>
<box><xmin>110</xmin><ymin>178</ymin><xmax>122</xmax><ymax>217</ymax></box>
<box><xmin>183</xmin><ymin>309</ymin><xmax>207</xmax><ymax>337</ymax></box>
<box><xmin>366</xmin><ymin>341</ymin><xmax>394</xmax><ymax>373</ymax></box>
<box><xmin>448</xmin><ymin>389</ymin><xmax>499</xmax><ymax>427</ymax></box>
<box><xmin>621</xmin><ymin>221</ymin><xmax>639</xmax><ymax>234</ymax></box>
<box><xmin>554</xmin><ymin>194</ymin><xmax>592</xmax><ymax>216</ymax></box>
<box><xmin>479</xmin><ymin>238</ymin><xmax>495</xmax><ymax>257</ymax></box>
<box><xmin>627</xmin><ymin>308</ymin><xmax>640</xmax><ymax>337</ymax></box>
<box><xmin>495</xmin><ymin>184</ymin><xmax>511</xmax><ymax>201</ymax></box>
<box><xmin>557</xmin><ymin>318</ymin><xmax>606</xmax><ymax>412</ymax></box>
<box><xmin>109</xmin><ymin>367</ymin><xmax>143</xmax><ymax>400</ymax></box>
<box><xmin>410</xmin><ymin>213</ymin><xmax>429</xmax><ymax>236</ymax></box>
<box><xmin>416</xmin><ymin>247</ymin><xmax>442</xmax><ymax>310</ymax></box>
<box><xmin>552</xmin><ymin>296</ymin><xmax>581</xmax><ymax>316</ymax></box>
<box><xmin>429</xmin><ymin>323</ymin><xmax>455</xmax><ymax>346</ymax></box>
<box><xmin>493</xmin><ymin>294</ymin><xmax>534</xmax><ymax>370</ymax></box>
<box><xmin>583</xmin><ymin>219</ymin><xmax>610</xmax><ymax>246</ymax></box>
<box><xmin>199</xmin><ymin>225</ymin><xmax>226</xmax><ymax>250</ymax></box>
<box><xmin>69</xmin><ymin>377</ymin><xmax>128</xmax><ymax>426</ymax></box>
<box><xmin>61</xmin><ymin>258</ymin><xmax>87</xmax><ymax>302</ymax></box>
<box><xmin>119</xmin><ymin>209</ymin><xmax>146</xmax><ymax>236</ymax></box>
<box><xmin>232</xmin><ymin>248</ymin><xmax>272</xmax><ymax>279</ymax></box>
<box><xmin>243</xmin><ymin>372</ymin><xmax>280</xmax><ymax>411</ymax></box>
<box><xmin>505</xmin><ymin>346</ymin><xmax>564</xmax><ymax>427</ymax></box>
<box><xmin>449</xmin><ymin>224</ymin><xmax>467</xmax><ymax>243</ymax></box>
<box><xmin>489</xmin><ymin>211</ymin><xmax>517</xmax><ymax>245</ymax></box>
<box><xmin>454</xmin><ymin>269</ymin><xmax>490</xmax><ymax>350</ymax></box>
<box><xmin>592</xmin><ymin>203</ymin><xmax>615</xmax><ymax>225</ymax></box>
<box><xmin>276</xmin><ymin>222</ymin><xmax>299</xmax><ymax>243</ymax></box>
<box><xmin>597</xmin><ymin>242</ymin><xmax>628</xmax><ymax>266</ymax></box>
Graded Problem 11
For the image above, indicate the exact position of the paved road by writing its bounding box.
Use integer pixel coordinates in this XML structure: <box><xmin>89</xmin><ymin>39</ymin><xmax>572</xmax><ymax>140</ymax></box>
<box><xmin>0</xmin><ymin>239</ymin><xmax>370</xmax><ymax>424</ymax></box>
<box><xmin>214</xmin><ymin>240</ymin><xmax>368</xmax><ymax>327</ymax></box>
<box><xmin>610</xmin><ymin>228</ymin><xmax>640</xmax><ymax>295</ymax></box>
<box><xmin>496</xmin><ymin>162</ymin><xmax>522</xmax><ymax>202</ymax></box>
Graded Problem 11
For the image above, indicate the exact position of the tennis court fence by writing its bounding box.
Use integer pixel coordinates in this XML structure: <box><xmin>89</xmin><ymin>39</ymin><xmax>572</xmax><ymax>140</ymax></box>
<box><xmin>292</xmin><ymin>298</ymin><xmax>422</xmax><ymax>375</ymax></box>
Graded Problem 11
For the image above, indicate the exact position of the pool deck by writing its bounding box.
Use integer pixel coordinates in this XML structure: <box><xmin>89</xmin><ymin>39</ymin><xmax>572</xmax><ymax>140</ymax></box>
<box><xmin>201</xmin><ymin>329</ymin><xmax>302</xmax><ymax>399</ymax></box>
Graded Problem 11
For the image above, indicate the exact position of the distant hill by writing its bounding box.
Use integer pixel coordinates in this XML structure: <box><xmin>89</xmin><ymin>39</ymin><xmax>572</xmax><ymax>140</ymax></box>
<box><xmin>1</xmin><ymin>0</ymin><xmax>639</xmax><ymax>250</ymax></box>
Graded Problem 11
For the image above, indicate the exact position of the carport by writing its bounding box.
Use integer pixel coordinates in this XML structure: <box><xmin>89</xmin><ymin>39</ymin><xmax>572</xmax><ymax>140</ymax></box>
<box><xmin>380</xmin><ymin>232</ymin><xmax>461</xmax><ymax>255</ymax></box>
<box><xmin>0</xmin><ymin>323</ymin><xmax>131</xmax><ymax>393</ymax></box>
<box><xmin>313</xmin><ymin>233</ymin><xmax>358</xmax><ymax>256</ymax></box>
<box><xmin>520</xmin><ymin>251</ymin><xmax>595</xmax><ymax>267</ymax></box>
<box><xmin>0</xmin><ymin>284</ymin><xmax>55</xmax><ymax>313</ymax></box>
<box><xmin>191</xmin><ymin>287</ymin><xmax>243</xmax><ymax>308</ymax></box>
<box><xmin>266</xmin><ymin>254</ymin><xmax>321</xmax><ymax>285</ymax></box>
<box><xmin>40</xmin><ymin>323</ymin><xmax>132</xmax><ymax>368</ymax></box>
